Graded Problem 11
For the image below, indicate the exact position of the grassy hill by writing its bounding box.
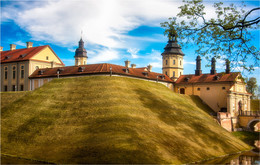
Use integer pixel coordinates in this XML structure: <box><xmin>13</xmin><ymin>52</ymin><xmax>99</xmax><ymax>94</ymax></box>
<box><xmin>1</xmin><ymin>76</ymin><xmax>250</xmax><ymax>164</ymax></box>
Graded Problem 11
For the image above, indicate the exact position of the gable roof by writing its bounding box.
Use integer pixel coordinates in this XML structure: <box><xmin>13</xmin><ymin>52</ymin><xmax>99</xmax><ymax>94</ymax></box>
<box><xmin>1</xmin><ymin>45</ymin><xmax>64</xmax><ymax>65</ymax></box>
<box><xmin>29</xmin><ymin>63</ymin><xmax>173</xmax><ymax>83</ymax></box>
<box><xmin>175</xmin><ymin>72</ymin><xmax>241</xmax><ymax>84</ymax></box>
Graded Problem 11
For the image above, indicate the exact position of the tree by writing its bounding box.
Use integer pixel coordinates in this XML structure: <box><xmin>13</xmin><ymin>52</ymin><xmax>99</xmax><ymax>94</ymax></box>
<box><xmin>246</xmin><ymin>77</ymin><xmax>258</xmax><ymax>99</ymax></box>
<box><xmin>161</xmin><ymin>0</ymin><xmax>259</xmax><ymax>71</ymax></box>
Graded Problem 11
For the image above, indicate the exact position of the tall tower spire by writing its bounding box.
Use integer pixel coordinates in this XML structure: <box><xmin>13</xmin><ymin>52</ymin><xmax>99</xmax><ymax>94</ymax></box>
<box><xmin>161</xmin><ymin>38</ymin><xmax>184</xmax><ymax>81</ymax></box>
<box><xmin>74</xmin><ymin>35</ymin><xmax>88</xmax><ymax>66</ymax></box>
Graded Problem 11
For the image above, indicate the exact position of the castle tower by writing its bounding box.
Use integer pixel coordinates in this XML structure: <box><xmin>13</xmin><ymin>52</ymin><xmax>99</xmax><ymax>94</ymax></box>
<box><xmin>75</xmin><ymin>37</ymin><xmax>88</xmax><ymax>66</ymax></box>
<box><xmin>161</xmin><ymin>39</ymin><xmax>184</xmax><ymax>80</ymax></box>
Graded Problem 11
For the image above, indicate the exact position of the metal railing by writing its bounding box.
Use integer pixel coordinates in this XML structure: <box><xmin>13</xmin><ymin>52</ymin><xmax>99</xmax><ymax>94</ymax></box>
<box><xmin>239</xmin><ymin>110</ymin><xmax>260</xmax><ymax>117</ymax></box>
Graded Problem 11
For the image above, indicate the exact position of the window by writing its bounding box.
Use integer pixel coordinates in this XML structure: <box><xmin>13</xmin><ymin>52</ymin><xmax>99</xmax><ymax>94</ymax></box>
<box><xmin>180</xmin><ymin>72</ymin><xmax>182</xmax><ymax>76</ymax></box>
<box><xmin>4</xmin><ymin>86</ymin><xmax>7</xmax><ymax>91</ymax></box>
<box><xmin>207</xmin><ymin>87</ymin><xmax>210</xmax><ymax>90</ymax></box>
<box><xmin>12</xmin><ymin>85</ymin><xmax>16</xmax><ymax>91</ymax></box>
<box><xmin>173</xmin><ymin>60</ymin><xmax>175</xmax><ymax>65</ymax></box>
<box><xmin>166</xmin><ymin>60</ymin><xmax>168</xmax><ymax>65</ymax></box>
<box><xmin>165</xmin><ymin>71</ymin><xmax>168</xmax><ymax>75</ymax></box>
<box><xmin>4</xmin><ymin>67</ymin><xmax>7</xmax><ymax>80</ymax></box>
<box><xmin>35</xmin><ymin>66</ymin><xmax>39</xmax><ymax>70</ymax></box>
<box><xmin>46</xmin><ymin>56</ymin><xmax>49</xmax><ymax>60</ymax></box>
<box><xmin>180</xmin><ymin>60</ymin><xmax>182</xmax><ymax>65</ymax></box>
<box><xmin>20</xmin><ymin>85</ymin><xmax>24</xmax><ymax>91</ymax></box>
<box><xmin>173</xmin><ymin>71</ymin><xmax>175</xmax><ymax>77</ymax></box>
<box><xmin>222</xmin><ymin>87</ymin><xmax>226</xmax><ymax>90</ymax></box>
<box><xmin>21</xmin><ymin>65</ymin><xmax>25</xmax><ymax>79</ymax></box>
<box><xmin>197</xmin><ymin>88</ymin><xmax>200</xmax><ymax>91</ymax></box>
<box><xmin>12</xmin><ymin>66</ymin><xmax>16</xmax><ymax>79</ymax></box>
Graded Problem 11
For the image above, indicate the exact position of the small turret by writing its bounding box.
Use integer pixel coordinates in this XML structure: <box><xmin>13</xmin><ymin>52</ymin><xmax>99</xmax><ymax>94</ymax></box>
<box><xmin>195</xmin><ymin>55</ymin><xmax>202</xmax><ymax>76</ymax></box>
<box><xmin>74</xmin><ymin>37</ymin><xmax>88</xmax><ymax>66</ymax></box>
<box><xmin>225</xmin><ymin>59</ymin><xmax>230</xmax><ymax>74</ymax></box>
<box><xmin>210</xmin><ymin>57</ymin><xmax>216</xmax><ymax>75</ymax></box>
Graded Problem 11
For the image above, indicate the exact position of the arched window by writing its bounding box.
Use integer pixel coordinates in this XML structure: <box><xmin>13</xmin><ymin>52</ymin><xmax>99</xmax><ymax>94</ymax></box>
<box><xmin>180</xmin><ymin>60</ymin><xmax>182</xmax><ymax>65</ymax></box>
<box><xmin>180</xmin><ymin>88</ymin><xmax>185</xmax><ymax>94</ymax></box>
<box><xmin>180</xmin><ymin>72</ymin><xmax>182</xmax><ymax>76</ymax></box>
<box><xmin>166</xmin><ymin>60</ymin><xmax>168</xmax><ymax>65</ymax></box>
<box><xmin>173</xmin><ymin>71</ymin><xmax>175</xmax><ymax>77</ymax></box>
<box><xmin>165</xmin><ymin>71</ymin><xmax>168</xmax><ymax>75</ymax></box>
<box><xmin>173</xmin><ymin>60</ymin><xmax>175</xmax><ymax>65</ymax></box>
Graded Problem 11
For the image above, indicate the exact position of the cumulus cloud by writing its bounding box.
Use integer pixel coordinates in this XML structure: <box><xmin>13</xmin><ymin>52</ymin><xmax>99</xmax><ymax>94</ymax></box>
<box><xmin>1</xmin><ymin>0</ymin><xmax>181</xmax><ymax>48</ymax></box>
<box><xmin>88</xmin><ymin>48</ymin><xmax>120</xmax><ymax>64</ymax></box>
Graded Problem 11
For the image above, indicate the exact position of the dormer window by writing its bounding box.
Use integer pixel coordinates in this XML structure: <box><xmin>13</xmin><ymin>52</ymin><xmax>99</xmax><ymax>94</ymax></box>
<box><xmin>57</xmin><ymin>68</ymin><xmax>64</xmax><ymax>72</ymax></box>
<box><xmin>123</xmin><ymin>68</ymin><xmax>129</xmax><ymax>73</ymax></box>
<box><xmin>184</xmin><ymin>77</ymin><xmax>190</xmax><ymax>82</ymax></box>
<box><xmin>4</xmin><ymin>56</ymin><xmax>10</xmax><ymax>60</ymax></box>
<box><xmin>78</xmin><ymin>67</ymin><xmax>85</xmax><ymax>72</ymax></box>
<box><xmin>142</xmin><ymin>72</ymin><xmax>148</xmax><ymax>77</ymax></box>
<box><xmin>38</xmin><ymin>70</ymin><xmax>44</xmax><ymax>75</ymax></box>
<box><xmin>18</xmin><ymin>54</ymin><xmax>26</xmax><ymax>58</ymax></box>
<box><xmin>214</xmin><ymin>75</ymin><xmax>220</xmax><ymax>80</ymax></box>
<box><xmin>159</xmin><ymin>75</ymin><xmax>165</xmax><ymax>80</ymax></box>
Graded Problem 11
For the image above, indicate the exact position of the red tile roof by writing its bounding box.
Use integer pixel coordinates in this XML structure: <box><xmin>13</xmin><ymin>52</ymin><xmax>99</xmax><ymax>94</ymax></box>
<box><xmin>29</xmin><ymin>63</ymin><xmax>173</xmax><ymax>83</ymax></box>
<box><xmin>1</xmin><ymin>45</ymin><xmax>64</xmax><ymax>65</ymax></box>
<box><xmin>175</xmin><ymin>72</ymin><xmax>241</xmax><ymax>84</ymax></box>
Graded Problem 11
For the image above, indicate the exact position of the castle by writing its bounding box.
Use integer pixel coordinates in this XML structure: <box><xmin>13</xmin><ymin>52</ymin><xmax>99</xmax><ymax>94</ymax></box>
<box><xmin>0</xmin><ymin>38</ymin><xmax>254</xmax><ymax>131</ymax></box>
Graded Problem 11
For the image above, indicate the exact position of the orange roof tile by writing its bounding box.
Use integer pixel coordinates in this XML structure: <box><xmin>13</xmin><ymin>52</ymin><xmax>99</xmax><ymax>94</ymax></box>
<box><xmin>175</xmin><ymin>72</ymin><xmax>240</xmax><ymax>84</ymax></box>
<box><xmin>29</xmin><ymin>63</ymin><xmax>173</xmax><ymax>83</ymax></box>
<box><xmin>1</xmin><ymin>45</ymin><xmax>64</xmax><ymax>65</ymax></box>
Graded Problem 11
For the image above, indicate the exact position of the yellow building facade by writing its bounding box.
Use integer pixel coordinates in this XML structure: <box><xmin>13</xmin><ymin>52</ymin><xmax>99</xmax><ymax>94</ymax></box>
<box><xmin>174</xmin><ymin>55</ymin><xmax>251</xmax><ymax>129</ymax></box>
<box><xmin>0</xmin><ymin>42</ymin><xmax>64</xmax><ymax>91</ymax></box>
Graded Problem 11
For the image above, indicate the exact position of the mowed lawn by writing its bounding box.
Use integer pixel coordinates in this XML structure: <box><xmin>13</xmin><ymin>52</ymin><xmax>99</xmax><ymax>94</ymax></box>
<box><xmin>1</xmin><ymin>76</ymin><xmax>250</xmax><ymax>164</ymax></box>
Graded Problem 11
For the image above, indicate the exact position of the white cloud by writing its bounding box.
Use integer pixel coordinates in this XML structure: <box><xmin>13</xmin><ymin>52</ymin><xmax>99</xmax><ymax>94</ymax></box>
<box><xmin>14</xmin><ymin>40</ymin><xmax>26</xmax><ymax>47</ymax></box>
<box><xmin>1</xmin><ymin>0</ymin><xmax>182</xmax><ymax>49</ymax></box>
<box><xmin>184</xmin><ymin>61</ymin><xmax>196</xmax><ymax>65</ymax></box>
<box><xmin>88</xmin><ymin>48</ymin><xmax>120</xmax><ymax>64</ymax></box>
<box><xmin>149</xmin><ymin>62</ymin><xmax>162</xmax><ymax>68</ymax></box>
<box><xmin>127</xmin><ymin>48</ymin><xmax>140</xmax><ymax>59</ymax></box>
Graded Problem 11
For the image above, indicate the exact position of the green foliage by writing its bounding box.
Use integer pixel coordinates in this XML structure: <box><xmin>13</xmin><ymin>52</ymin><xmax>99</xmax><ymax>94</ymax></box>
<box><xmin>246</xmin><ymin>77</ymin><xmax>258</xmax><ymax>98</ymax></box>
<box><xmin>1</xmin><ymin>76</ymin><xmax>250</xmax><ymax>164</ymax></box>
<box><xmin>161</xmin><ymin>0</ymin><xmax>260</xmax><ymax>71</ymax></box>
<box><xmin>232</xmin><ymin>131</ymin><xmax>259</xmax><ymax>146</ymax></box>
<box><xmin>251</xmin><ymin>99</ymin><xmax>260</xmax><ymax>111</ymax></box>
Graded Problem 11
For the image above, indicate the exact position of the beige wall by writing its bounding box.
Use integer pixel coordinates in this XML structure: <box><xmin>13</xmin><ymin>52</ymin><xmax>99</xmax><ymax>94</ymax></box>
<box><xmin>31</xmin><ymin>46</ymin><xmax>63</xmax><ymax>64</ymax></box>
<box><xmin>175</xmin><ymin>81</ymin><xmax>250</xmax><ymax>118</ymax></box>
<box><xmin>162</xmin><ymin>54</ymin><xmax>183</xmax><ymax>79</ymax></box>
<box><xmin>1</xmin><ymin>61</ymin><xmax>30</xmax><ymax>91</ymax></box>
<box><xmin>175</xmin><ymin>82</ymin><xmax>233</xmax><ymax>112</ymax></box>
<box><xmin>75</xmin><ymin>57</ymin><xmax>87</xmax><ymax>66</ymax></box>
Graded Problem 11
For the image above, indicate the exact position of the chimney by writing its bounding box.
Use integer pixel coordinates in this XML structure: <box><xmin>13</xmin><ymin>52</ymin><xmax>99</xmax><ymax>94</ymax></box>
<box><xmin>124</xmin><ymin>60</ymin><xmax>130</xmax><ymax>68</ymax></box>
<box><xmin>195</xmin><ymin>55</ymin><xmax>202</xmax><ymax>76</ymax></box>
<box><xmin>26</xmin><ymin>42</ymin><xmax>33</xmax><ymax>48</ymax></box>
<box><xmin>210</xmin><ymin>57</ymin><xmax>216</xmax><ymax>75</ymax></box>
<box><xmin>10</xmin><ymin>44</ymin><xmax>16</xmax><ymax>51</ymax></box>
<box><xmin>0</xmin><ymin>46</ymin><xmax>3</xmax><ymax>51</ymax></box>
<box><xmin>225</xmin><ymin>59</ymin><xmax>230</xmax><ymax>74</ymax></box>
<box><xmin>147</xmin><ymin>64</ymin><xmax>152</xmax><ymax>72</ymax></box>
<box><xmin>131</xmin><ymin>64</ymin><xmax>136</xmax><ymax>68</ymax></box>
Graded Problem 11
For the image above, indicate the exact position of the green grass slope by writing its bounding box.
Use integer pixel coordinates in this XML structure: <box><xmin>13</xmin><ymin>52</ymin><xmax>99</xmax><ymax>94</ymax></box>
<box><xmin>1</xmin><ymin>91</ymin><xmax>29</xmax><ymax>109</ymax></box>
<box><xmin>1</xmin><ymin>76</ymin><xmax>250</xmax><ymax>164</ymax></box>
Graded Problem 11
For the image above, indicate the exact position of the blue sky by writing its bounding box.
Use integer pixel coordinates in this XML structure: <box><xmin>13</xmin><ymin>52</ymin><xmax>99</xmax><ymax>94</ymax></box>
<box><xmin>1</xmin><ymin>0</ymin><xmax>259</xmax><ymax>84</ymax></box>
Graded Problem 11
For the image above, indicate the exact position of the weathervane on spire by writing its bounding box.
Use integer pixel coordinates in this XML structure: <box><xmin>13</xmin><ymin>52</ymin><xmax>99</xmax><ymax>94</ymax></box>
<box><xmin>81</xmin><ymin>30</ymin><xmax>83</xmax><ymax>39</ymax></box>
